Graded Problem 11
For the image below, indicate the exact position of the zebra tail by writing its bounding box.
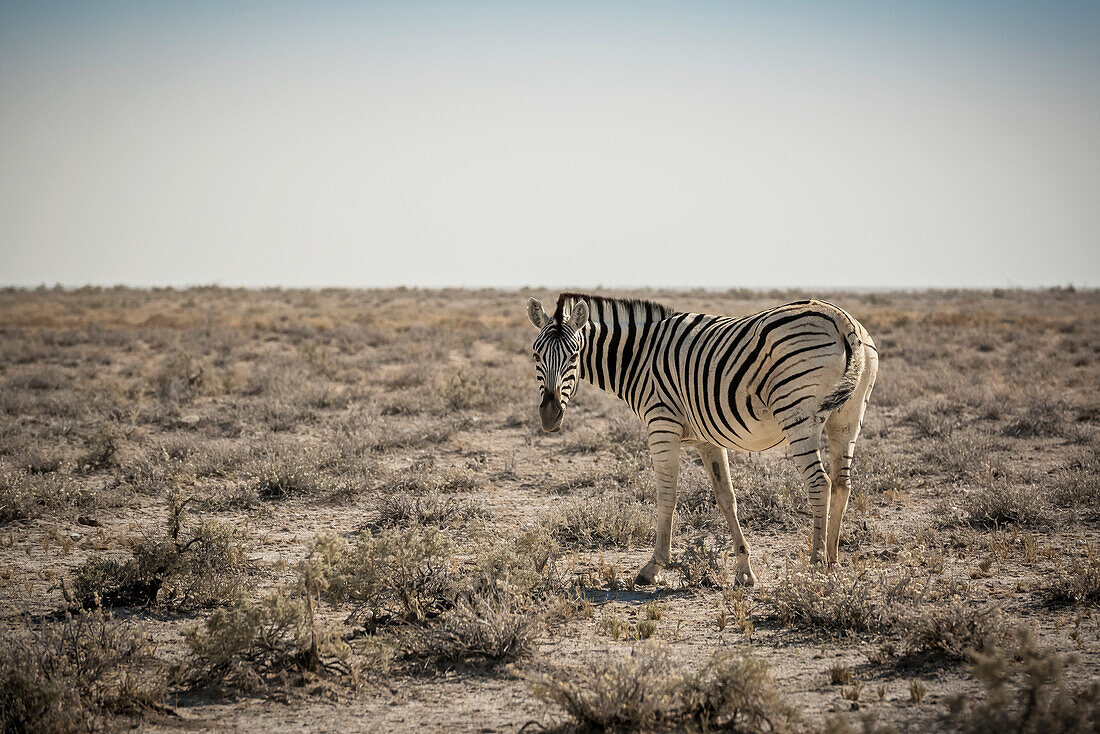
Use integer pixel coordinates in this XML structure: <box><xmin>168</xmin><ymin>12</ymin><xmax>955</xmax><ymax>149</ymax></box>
<box><xmin>818</xmin><ymin>309</ymin><xmax>865</xmax><ymax>413</ymax></box>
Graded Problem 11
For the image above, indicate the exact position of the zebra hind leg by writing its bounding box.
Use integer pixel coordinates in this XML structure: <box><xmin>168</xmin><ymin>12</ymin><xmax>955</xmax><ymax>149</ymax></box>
<box><xmin>783</xmin><ymin>417</ymin><xmax>831</xmax><ymax>565</ymax></box>
<box><xmin>825</xmin><ymin>345</ymin><xmax>877</xmax><ymax>564</ymax></box>
<box><xmin>696</xmin><ymin>443</ymin><xmax>757</xmax><ymax>586</ymax></box>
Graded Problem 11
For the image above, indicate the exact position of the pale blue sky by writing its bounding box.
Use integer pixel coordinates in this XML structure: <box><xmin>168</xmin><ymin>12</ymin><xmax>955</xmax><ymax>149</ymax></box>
<box><xmin>2</xmin><ymin>2</ymin><xmax>1098</xmax><ymax>288</ymax></box>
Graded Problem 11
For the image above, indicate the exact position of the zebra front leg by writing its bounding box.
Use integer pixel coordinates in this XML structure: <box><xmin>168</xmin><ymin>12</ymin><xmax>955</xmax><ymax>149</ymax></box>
<box><xmin>634</xmin><ymin>424</ymin><xmax>682</xmax><ymax>586</ymax></box>
<box><xmin>696</xmin><ymin>443</ymin><xmax>758</xmax><ymax>587</ymax></box>
<box><xmin>785</xmin><ymin>422</ymin><xmax>831</xmax><ymax>565</ymax></box>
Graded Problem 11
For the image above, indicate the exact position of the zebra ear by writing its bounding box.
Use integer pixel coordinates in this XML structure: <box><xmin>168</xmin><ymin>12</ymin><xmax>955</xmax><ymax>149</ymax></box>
<box><xmin>527</xmin><ymin>298</ymin><xmax>550</xmax><ymax>329</ymax></box>
<box><xmin>566</xmin><ymin>300</ymin><xmax>589</xmax><ymax>331</ymax></box>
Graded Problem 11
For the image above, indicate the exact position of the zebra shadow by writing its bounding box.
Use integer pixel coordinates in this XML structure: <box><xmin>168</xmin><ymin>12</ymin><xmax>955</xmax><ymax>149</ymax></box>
<box><xmin>578</xmin><ymin>585</ymin><xmax>696</xmax><ymax>606</ymax></box>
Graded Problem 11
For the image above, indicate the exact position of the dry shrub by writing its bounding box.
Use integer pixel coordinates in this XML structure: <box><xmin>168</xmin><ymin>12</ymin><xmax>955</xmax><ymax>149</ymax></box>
<box><xmin>528</xmin><ymin>642</ymin><xmax>794</xmax><ymax>733</ymax></box>
<box><xmin>945</xmin><ymin>477</ymin><xmax>1050</xmax><ymax>527</ymax></box>
<box><xmin>819</xmin><ymin>712</ymin><xmax>901</xmax><ymax>734</ymax></box>
<box><xmin>65</xmin><ymin>500</ymin><xmax>250</xmax><ymax>609</ymax></box>
<box><xmin>4</xmin><ymin>365</ymin><xmax>68</xmax><ymax>392</ymax></box>
<box><xmin>0</xmin><ymin>610</ymin><xmax>167</xmax><ymax>733</ymax></box>
<box><xmin>0</xmin><ymin>468</ymin><xmax>96</xmax><ymax>523</ymax></box>
<box><xmin>562</xmin><ymin>419</ymin><xmax>648</xmax><ymax>458</ymax></box>
<box><xmin>856</xmin><ymin>442</ymin><xmax>911</xmax><ymax>494</ymax></box>
<box><xmin>436</xmin><ymin>367</ymin><xmax>520</xmax><ymax>413</ymax></box>
<box><xmin>682</xmin><ymin>649</ymin><xmax>796</xmax><ymax>732</ymax></box>
<box><xmin>1049</xmin><ymin>453</ymin><xmax>1100</xmax><ymax>518</ymax></box>
<box><xmin>14</xmin><ymin>448</ymin><xmax>65</xmax><ymax>475</ymax></box>
<box><xmin>77</xmin><ymin>425</ymin><xmax>123</xmax><ymax>471</ymax></box>
<box><xmin>902</xmin><ymin>399</ymin><xmax>962</xmax><ymax>439</ymax></box>
<box><xmin>310</xmin><ymin>528</ymin><xmax>454</xmax><ymax>623</ymax></box>
<box><xmin>674</xmin><ymin>474</ymin><xmax>726</xmax><ymax>533</ymax></box>
<box><xmin>547</xmin><ymin>492</ymin><xmax>654</xmax><ymax>549</ymax></box>
<box><xmin>1002</xmin><ymin>397</ymin><xmax>1073</xmax><ymax>439</ymax></box>
<box><xmin>471</xmin><ymin>526</ymin><xmax>562</xmax><ymax>600</ymax></box>
<box><xmin>183</xmin><ymin>589</ymin><xmax>350</xmax><ymax>694</ymax></box>
<box><xmin>673</xmin><ymin>534</ymin><xmax>730</xmax><ymax>588</ymax></box>
<box><xmin>150</xmin><ymin>352</ymin><xmax>206</xmax><ymax>403</ymax></box>
<box><xmin>731</xmin><ymin>458</ymin><xmax>809</xmax><ymax>528</ymax></box>
<box><xmin>365</xmin><ymin>494</ymin><xmax>490</xmax><ymax>529</ymax></box>
<box><xmin>1045</xmin><ymin>553</ymin><xmax>1100</xmax><ymax>605</ymax></box>
<box><xmin>250</xmin><ymin>458</ymin><xmax>320</xmax><ymax>500</ymax></box>
<box><xmin>367</xmin><ymin>420</ymin><xmax>459</xmax><ymax>452</ymax></box>
<box><xmin>899</xmin><ymin>603</ymin><xmax>1008</xmax><ymax>662</ymax></box>
<box><xmin>947</xmin><ymin>627</ymin><xmax>1099</xmax><ymax>733</ymax></box>
<box><xmin>404</xmin><ymin>592</ymin><xmax>539</xmax><ymax>669</ymax></box>
<box><xmin>918</xmin><ymin>432</ymin><xmax>1008</xmax><ymax>484</ymax></box>
<box><xmin>378</xmin><ymin>463</ymin><xmax>485</xmax><ymax>494</ymax></box>
<box><xmin>771</xmin><ymin>562</ymin><xmax>926</xmax><ymax>634</ymax></box>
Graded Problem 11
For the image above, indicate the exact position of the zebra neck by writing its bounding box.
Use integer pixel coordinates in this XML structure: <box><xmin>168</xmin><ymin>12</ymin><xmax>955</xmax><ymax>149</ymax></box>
<box><xmin>578</xmin><ymin>319</ymin><xmax>654</xmax><ymax>406</ymax></box>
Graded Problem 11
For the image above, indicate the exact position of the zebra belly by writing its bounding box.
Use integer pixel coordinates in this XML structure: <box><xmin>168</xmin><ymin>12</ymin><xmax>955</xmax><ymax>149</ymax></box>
<box><xmin>682</xmin><ymin>391</ymin><xmax>785</xmax><ymax>453</ymax></box>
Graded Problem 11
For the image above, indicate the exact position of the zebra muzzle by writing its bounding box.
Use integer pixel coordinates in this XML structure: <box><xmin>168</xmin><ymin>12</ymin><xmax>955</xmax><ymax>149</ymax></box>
<box><xmin>539</xmin><ymin>394</ymin><xmax>564</xmax><ymax>432</ymax></box>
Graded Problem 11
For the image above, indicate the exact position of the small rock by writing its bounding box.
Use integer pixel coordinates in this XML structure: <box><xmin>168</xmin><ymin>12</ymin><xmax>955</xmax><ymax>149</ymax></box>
<box><xmin>68</xmin><ymin>533</ymin><xmax>82</xmax><ymax>541</ymax></box>
<box><xmin>77</xmin><ymin>516</ymin><xmax>101</xmax><ymax>527</ymax></box>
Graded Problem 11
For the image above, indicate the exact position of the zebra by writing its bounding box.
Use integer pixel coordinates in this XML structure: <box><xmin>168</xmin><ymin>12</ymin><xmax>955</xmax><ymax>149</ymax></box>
<box><xmin>527</xmin><ymin>293</ymin><xmax>878</xmax><ymax>586</ymax></box>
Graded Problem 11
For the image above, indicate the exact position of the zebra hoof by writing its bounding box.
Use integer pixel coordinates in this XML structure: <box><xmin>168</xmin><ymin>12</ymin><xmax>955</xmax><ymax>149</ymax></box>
<box><xmin>634</xmin><ymin>562</ymin><xmax>661</xmax><ymax>586</ymax></box>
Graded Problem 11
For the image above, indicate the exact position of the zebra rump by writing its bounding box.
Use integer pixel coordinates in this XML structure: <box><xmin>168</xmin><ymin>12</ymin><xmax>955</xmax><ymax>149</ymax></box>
<box><xmin>816</xmin><ymin>306</ymin><xmax>866</xmax><ymax>413</ymax></box>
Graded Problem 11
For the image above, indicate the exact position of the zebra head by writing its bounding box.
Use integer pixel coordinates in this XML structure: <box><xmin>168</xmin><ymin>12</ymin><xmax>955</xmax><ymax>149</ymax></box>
<box><xmin>526</xmin><ymin>297</ymin><xmax>589</xmax><ymax>433</ymax></box>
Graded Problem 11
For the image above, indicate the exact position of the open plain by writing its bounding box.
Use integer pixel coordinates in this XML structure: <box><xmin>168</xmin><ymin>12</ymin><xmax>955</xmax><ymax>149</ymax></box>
<box><xmin>1</xmin><ymin>286</ymin><xmax>1098</xmax><ymax>732</ymax></box>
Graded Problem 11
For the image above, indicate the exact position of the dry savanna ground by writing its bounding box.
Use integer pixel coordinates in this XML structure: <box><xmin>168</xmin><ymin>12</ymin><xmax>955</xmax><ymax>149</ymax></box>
<box><xmin>1</xmin><ymin>286</ymin><xmax>1098</xmax><ymax>733</ymax></box>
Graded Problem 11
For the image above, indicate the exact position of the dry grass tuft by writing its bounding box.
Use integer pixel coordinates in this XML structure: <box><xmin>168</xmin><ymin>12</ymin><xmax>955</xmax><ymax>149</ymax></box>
<box><xmin>0</xmin><ymin>610</ymin><xmax>167</xmax><ymax>733</ymax></box>
<box><xmin>1044</xmin><ymin>553</ymin><xmax>1100</xmax><ymax>605</ymax></box>
<box><xmin>310</xmin><ymin>528</ymin><xmax>454</xmax><ymax>623</ymax></box>
<box><xmin>365</xmin><ymin>494</ymin><xmax>491</xmax><ymax>529</ymax></box>
<box><xmin>183</xmin><ymin>589</ymin><xmax>351</xmax><ymax>694</ymax></box>
<box><xmin>899</xmin><ymin>603</ymin><xmax>1008</xmax><ymax>662</ymax></box>
<box><xmin>404</xmin><ymin>592</ymin><xmax>539</xmax><ymax>669</ymax></box>
<box><xmin>546</xmin><ymin>492</ymin><xmax>654</xmax><ymax>549</ymax></box>
<box><xmin>64</xmin><ymin>499</ymin><xmax>251</xmax><ymax>610</ymax></box>
<box><xmin>946</xmin><ymin>627</ymin><xmax>1099</xmax><ymax>733</ymax></box>
<box><xmin>528</xmin><ymin>642</ymin><xmax>794</xmax><ymax>733</ymax></box>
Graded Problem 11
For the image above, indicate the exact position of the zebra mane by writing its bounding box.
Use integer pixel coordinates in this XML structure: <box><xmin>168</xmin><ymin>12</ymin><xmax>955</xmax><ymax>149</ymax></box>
<box><xmin>554</xmin><ymin>292</ymin><xmax>677</xmax><ymax>325</ymax></box>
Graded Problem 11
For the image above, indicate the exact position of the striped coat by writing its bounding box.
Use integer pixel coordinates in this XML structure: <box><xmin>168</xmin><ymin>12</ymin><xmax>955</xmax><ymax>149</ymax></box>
<box><xmin>528</xmin><ymin>293</ymin><xmax>878</xmax><ymax>585</ymax></box>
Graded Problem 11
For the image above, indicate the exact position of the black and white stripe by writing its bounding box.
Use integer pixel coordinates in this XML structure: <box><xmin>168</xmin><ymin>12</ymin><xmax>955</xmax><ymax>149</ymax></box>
<box><xmin>527</xmin><ymin>293</ymin><xmax>879</xmax><ymax>585</ymax></box>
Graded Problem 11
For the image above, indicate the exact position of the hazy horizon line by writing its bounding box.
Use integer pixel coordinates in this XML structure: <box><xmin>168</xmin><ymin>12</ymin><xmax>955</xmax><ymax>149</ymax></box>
<box><xmin>3</xmin><ymin>282</ymin><xmax>1093</xmax><ymax>294</ymax></box>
